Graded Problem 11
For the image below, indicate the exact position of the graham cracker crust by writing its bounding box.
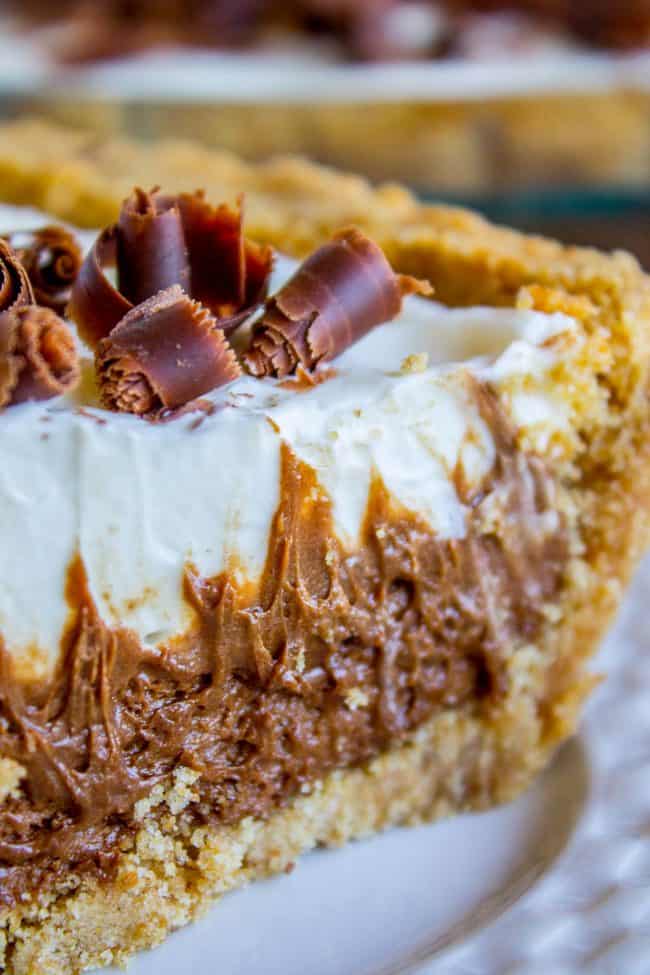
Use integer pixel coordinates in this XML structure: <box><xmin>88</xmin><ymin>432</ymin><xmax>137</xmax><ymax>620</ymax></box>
<box><xmin>1</xmin><ymin>120</ymin><xmax>650</xmax><ymax>974</ymax></box>
<box><xmin>14</xmin><ymin>92</ymin><xmax>650</xmax><ymax>194</ymax></box>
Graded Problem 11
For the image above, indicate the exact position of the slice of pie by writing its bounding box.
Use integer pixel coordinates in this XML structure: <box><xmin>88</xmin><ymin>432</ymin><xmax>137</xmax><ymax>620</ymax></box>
<box><xmin>0</xmin><ymin>132</ymin><xmax>649</xmax><ymax>975</ymax></box>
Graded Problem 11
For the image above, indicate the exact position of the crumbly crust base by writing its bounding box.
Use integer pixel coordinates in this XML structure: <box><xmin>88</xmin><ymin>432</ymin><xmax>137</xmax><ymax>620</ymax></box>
<box><xmin>1</xmin><ymin>120</ymin><xmax>650</xmax><ymax>973</ymax></box>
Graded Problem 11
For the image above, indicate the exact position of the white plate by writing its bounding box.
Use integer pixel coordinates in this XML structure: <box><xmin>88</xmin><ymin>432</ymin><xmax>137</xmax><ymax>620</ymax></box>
<box><xmin>104</xmin><ymin>554</ymin><xmax>650</xmax><ymax>975</ymax></box>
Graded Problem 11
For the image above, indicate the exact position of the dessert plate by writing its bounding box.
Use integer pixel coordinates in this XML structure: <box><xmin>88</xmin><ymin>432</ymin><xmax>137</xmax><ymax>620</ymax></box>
<box><xmin>104</xmin><ymin>557</ymin><xmax>650</xmax><ymax>975</ymax></box>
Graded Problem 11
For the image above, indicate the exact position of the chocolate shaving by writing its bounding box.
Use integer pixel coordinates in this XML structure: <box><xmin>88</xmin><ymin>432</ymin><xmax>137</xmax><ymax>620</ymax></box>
<box><xmin>4</xmin><ymin>225</ymin><xmax>82</xmax><ymax>314</ymax></box>
<box><xmin>175</xmin><ymin>191</ymin><xmax>273</xmax><ymax>333</ymax></box>
<box><xmin>96</xmin><ymin>285</ymin><xmax>241</xmax><ymax>415</ymax></box>
<box><xmin>147</xmin><ymin>397</ymin><xmax>220</xmax><ymax>426</ymax></box>
<box><xmin>117</xmin><ymin>187</ymin><xmax>190</xmax><ymax>306</ymax></box>
<box><xmin>68</xmin><ymin>187</ymin><xmax>273</xmax><ymax>349</ymax></box>
<box><xmin>66</xmin><ymin>226</ymin><xmax>133</xmax><ymax>349</ymax></box>
<box><xmin>0</xmin><ymin>305</ymin><xmax>80</xmax><ymax>409</ymax></box>
<box><xmin>244</xmin><ymin>228</ymin><xmax>432</xmax><ymax>378</ymax></box>
<box><xmin>0</xmin><ymin>238</ymin><xmax>34</xmax><ymax>313</ymax></box>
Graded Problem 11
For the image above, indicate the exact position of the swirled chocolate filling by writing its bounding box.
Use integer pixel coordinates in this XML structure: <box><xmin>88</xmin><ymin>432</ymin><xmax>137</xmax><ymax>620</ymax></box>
<box><xmin>0</xmin><ymin>385</ymin><xmax>568</xmax><ymax>909</ymax></box>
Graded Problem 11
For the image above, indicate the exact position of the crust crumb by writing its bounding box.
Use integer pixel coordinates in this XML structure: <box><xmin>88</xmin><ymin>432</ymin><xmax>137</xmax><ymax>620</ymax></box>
<box><xmin>345</xmin><ymin>688</ymin><xmax>369</xmax><ymax>710</ymax></box>
<box><xmin>400</xmin><ymin>352</ymin><xmax>429</xmax><ymax>374</ymax></box>
<box><xmin>0</xmin><ymin>758</ymin><xmax>25</xmax><ymax>804</ymax></box>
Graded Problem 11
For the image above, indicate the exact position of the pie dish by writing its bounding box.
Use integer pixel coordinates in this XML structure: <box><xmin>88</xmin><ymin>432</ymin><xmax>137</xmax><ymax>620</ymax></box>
<box><xmin>0</xmin><ymin>129</ymin><xmax>650</xmax><ymax>974</ymax></box>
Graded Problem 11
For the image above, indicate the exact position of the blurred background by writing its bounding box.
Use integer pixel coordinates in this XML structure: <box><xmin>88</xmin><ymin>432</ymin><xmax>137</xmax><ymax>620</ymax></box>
<box><xmin>1</xmin><ymin>0</ymin><xmax>649</xmax><ymax>262</ymax></box>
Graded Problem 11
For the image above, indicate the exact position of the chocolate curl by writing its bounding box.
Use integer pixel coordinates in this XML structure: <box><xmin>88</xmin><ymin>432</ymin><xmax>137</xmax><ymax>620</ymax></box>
<box><xmin>0</xmin><ymin>305</ymin><xmax>80</xmax><ymax>409</ymax></box>
<box><xmin>117</xmin><ymin>187</ymin><xmax>190</xmax><ymax>306</ymax></box>
<box><xmin>5</xmin><ymin>225</ymin><xmax>82</xmax><ymax>315</ymax></box>
<box><xmin>68</xmin><ymin>188</ymin><xmax>273</xmax><ymax>349</ymax></box>
<box><xmin>245</xmin><ymin>228</ymin><xmax>432</xmax><ymax>378</ymax></box>
<box><xmin>67</xmin><ymin>226</ymin><xmax>133</xmax><ymax>349</ymax></box>
<box><xmin>69</xmin><ymin>188</ymin><xmax>190</xmax><ymax>348</ymax></box>
<box><xmin>0</xmin><ymin>239</ymin><xmax>34</xmax><ymax>313</ymax></box>
<box><xmin>176</xmin><ymin>191</ymin><xmax>273</xmax><ymax>333</ymax></box>
<box><xmin>96</xmin><ymin>285</ymin><xmax>241</xmax><ymax>415</ymax></box>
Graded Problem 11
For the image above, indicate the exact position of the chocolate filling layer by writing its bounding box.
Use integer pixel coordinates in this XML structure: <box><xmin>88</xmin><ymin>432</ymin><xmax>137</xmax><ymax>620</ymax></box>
<box><xmin>0</xmin><ymin>385</ymin><xmax>567</xmax><ymax>909</ymax></box>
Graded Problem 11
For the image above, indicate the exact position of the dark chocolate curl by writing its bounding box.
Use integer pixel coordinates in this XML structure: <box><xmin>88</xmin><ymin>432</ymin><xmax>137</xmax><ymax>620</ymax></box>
<box><xmin>4</xmin><ymin>225</ymin><xmax>82</xmax><ymax>314</ymax></box>
<box><xmin>245</xmin><ymin>228</ymin><xmax>432</xmax><ymax>378</ymax></box>
<box><xmin>0</xmin><ymin>239</ymin><xmax>34</xmax><ymax>313</ymax></box>
<box><xmin>117</xmin><ymin>187</ymin><xmax>190</xmax><ymax>306</ymax></box>
<box><xmin>67</xmin><ymin>226</ymin><xmax>134</xmax><ymax>349</ymax></box>
<box><xmin>176</xmin><ymin>191</ymin><xmax>273</xmax><ymax>332</ymax></box>
<box><xmin>96</xmin><ymin>285</ymin><xmax>241</xmax><ymax>415</ymax></box>
<box><xmin>0</xmin><ymin>305</ymin><xmax>80</xmax><ymax>409</ymax></box>
<box><xmin>68</xmin><ymin>187</ymin><xmax>273</xmax><ymax>350</ymax></box>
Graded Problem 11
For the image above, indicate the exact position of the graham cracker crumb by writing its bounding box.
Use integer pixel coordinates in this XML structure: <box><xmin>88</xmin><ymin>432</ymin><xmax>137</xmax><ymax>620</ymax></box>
<box><xmin>400</xmin><ymin>352</ymin><xmax>429</xmax><ymax>375</ymax></box>
<box><xmin>345</xmin><ymin>688</ymin><xmax>369</xmax><ymax>710</ymax></box>
<box><xmin>0</xmin><ymin>758</ymin><xmax>25</xmax><ymax>804</ymax></box>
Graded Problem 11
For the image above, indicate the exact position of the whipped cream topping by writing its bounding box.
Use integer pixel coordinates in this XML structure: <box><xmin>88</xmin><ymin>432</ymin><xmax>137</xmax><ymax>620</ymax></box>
<box><xmin>0</xmin><ymin>207</ymin><xmax>581</xmax><ymax>675</ymax></box>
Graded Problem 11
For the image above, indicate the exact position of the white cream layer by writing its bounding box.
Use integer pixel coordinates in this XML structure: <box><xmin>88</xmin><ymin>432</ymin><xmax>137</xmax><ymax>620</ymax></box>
<box><xmin>0</xmin><ymin>207</ymin><xmax>581</xmax><ymax>675</ymax></box>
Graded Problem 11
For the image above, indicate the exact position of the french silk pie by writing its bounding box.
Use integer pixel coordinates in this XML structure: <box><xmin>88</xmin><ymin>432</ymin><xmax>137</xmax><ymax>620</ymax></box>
<box><xmin>0</xmin><ymin>133</ymin><xmax>650</xmax><ymax>974</ymax></box>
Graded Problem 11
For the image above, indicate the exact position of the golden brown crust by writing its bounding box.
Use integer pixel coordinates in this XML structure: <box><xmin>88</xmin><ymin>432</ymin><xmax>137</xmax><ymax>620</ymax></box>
<box><xmin>6</xmin><ymin>93</ymin><xmax>650</xmax><ymax>193</ymax></box>
<box><xmin>1</xmin><ymin>120</ymin><xmax>650</xmax><ymax>974</ymax></box>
